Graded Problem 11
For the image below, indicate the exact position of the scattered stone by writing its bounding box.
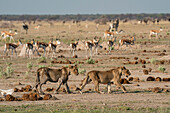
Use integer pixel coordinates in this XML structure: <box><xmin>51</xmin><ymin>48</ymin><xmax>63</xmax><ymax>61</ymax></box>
<box><xmin>163</xmin><ymin>78</ymin><xmax>170</xmax><ymax>82</ymax></box>
<box><xmin>147</xmin><ymin>76</ymin><xmax>155</xmax><ymax>81</ymax></box>
<box><xmin>143</xmin><ymin>69</ymin><xmax>149</xmax><ymax>75</ymax></box>
<box><xmin>134</xmin><ymin>57</ymin><xmax>138</xmax><ymax>60</ymax></box>
<box><xmin>43</xmin><ymin>94</ymin><xmax>52</xmax><ymax>100</ymax></box>
<box><xmin>5</xmin><ymin>94</ymin><xmax>16</xmax><ymax>101</ymax></box>
<box><xmin>142</xmin><ymin>65</ymin><xmax>146</xmax><ymax>68</ymax></box>
<box><xmin>152</xmin><ymin>87</ymin><xmax>162</xmax><ymax>93</ymax></box>
<box><xmin>73</xmin><ymin>55</ymin><xmax>78</xmax><ymax>58</ymax></box>
<box><xmin>155</xmin><ymin>77</ymin><xmax>161</xmax><ymax>82</ymax></box>
<box><xmin>148</xmin><ymin>68</ymin><xmax>152</xmax><ymax>72</ymax></box>
<box><xmin>128</xmin><ymin>77</ymin><xmax>133</xmax><ymax>81</ymax></box>
<box><xmin>45</xmin><ymin>88</ymin><xmax>55</xmax><ymax>92</ymax></box>
<box><xmin>120</xmin><ymin>78</ymin><xmax>130</xmax><ymax>84</ymax></box>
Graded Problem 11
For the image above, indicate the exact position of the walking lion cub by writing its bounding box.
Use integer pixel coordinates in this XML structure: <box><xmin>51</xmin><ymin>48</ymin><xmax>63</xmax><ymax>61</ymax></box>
<box><xmin>78</xmin><ymin>66</ymin><xmax>131</xmax><ymax>94</ymax></box>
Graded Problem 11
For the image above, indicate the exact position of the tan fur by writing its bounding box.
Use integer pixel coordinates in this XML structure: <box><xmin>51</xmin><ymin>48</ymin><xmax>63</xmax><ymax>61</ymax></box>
<box><xmin>34</xmin><ymin>65</ymin><xmax>79</xmax><ymax>94</ymax></box>
<box><xmin>79</xmin><ymin>67</ymin><xmax>131</xmax><ymax>94</ymax></box>
<box><xmin>149</xmin><ymin>29</ymin><xmax>162</xmax><ymax>38</ymax></box>
<box><xmin>103</xmin><ymin>30</ymin><xmax>118</xmax><ymax>39</ymax></box>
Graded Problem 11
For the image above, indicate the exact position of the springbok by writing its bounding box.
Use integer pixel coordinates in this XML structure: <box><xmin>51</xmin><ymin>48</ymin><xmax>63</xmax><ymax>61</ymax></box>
<box><xmin>1</xmin><ymin>30</ymin><xmax>17</xmax><ymax>42</ymax></box>
<box><xmin>149</xmin><ymin>28</ymin><xmax>163</xmax><ymax>39</ymax></box>
<box><xmin>103</xmin><ymin>30</ymin><xmax>118</xmax><ymax>40</ymax></box>
<box><xmin>119</xmin><ymin>37</ymin><xmax>136</xmax><ymax>49</ymax></box>
<box><xmin>34</xmin><ymin>41</ymin><xmax>48</xmax><ymax>56</ymax></box>
<box><xmin>85</xmin><ymin>37</ymin><xmax>101</xmax><ymax>58</ymax></box>
<box><xmin>107</xmin><ymin>37</ymin><xmax>117</xmax><ymax>54</ymax></box>
<box><xmin>25</xmin><ymin>39</ymin><xmax>35</xmax><ymax>58</ymax></box>
<box><xmin>34</xmin><ymin>25</ymin><xmax>40</xmax><ymax>30</ymax></box>
<box><xmin>70</xmin><ymin>40</ymin><xmax>79</xmax><ymax>56</ymax></box>
<box><xmin>4</xmin><ymin>39</ymin><xmax>22</xmax><ymax>58</ymax></box>
<box><xmin>48</xmin><ymin>38</ymin><xmax>61</xmax><ymax>57</ymax></box>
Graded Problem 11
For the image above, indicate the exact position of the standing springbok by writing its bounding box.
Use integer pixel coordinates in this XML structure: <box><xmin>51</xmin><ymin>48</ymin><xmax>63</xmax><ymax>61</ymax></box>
<box><xmin>34</xmin><ymin>25</ymin><xmax>40</xmax><ymax>30</ymax></box>
<box><xmin>107</xmin><ymin>37</ymin><xmax>117</xmax><ymax>54</ymax></box>
<box><xmin>48</xmin><ymin>38</ymin><xmax>61</xmax><ymax>57</ymax></box>
<box><xmin>35</xmin><ymin>41</ymin><xmax>48</xmax><ymax>56</ymax></box>
<box><xmin>149</xmin><ymin>28</ymin><xmax>163</xmax><ymax>39</ymax></box>
<box><xmin>119</xmin><ymin>37</ymin><xmax>136</xmax><ymax>49</ymax></box>
<box><xmin>25</xmin><ymin>39</ymin><xmax>35</xmax><ymax>58</ymax></box>
<box><xmin>103</xmin><ymin>30</ymin><xmax>118</xmax><ymax>40</ymax></box>
<box><xmin>4</xmin><ymin>39</ymin><xmax>22</xmax><ymax>58</ymax></box>
<box><xmin>1</xmin><ymin>30</ymin><xmax>17</xmax><ymax>42</ymax></box>
<box><xmin>70</xmin><ymin>40</ymin><xmax>79</xmax><ymax>56</ymax></box>
<box><xmin>85</xmin><ymin>37</ymin><xmax>101</xmax><ymax>58</ymax></box>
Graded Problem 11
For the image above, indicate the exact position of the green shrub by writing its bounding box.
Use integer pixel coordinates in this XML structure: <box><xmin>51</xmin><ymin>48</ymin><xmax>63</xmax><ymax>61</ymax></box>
<box><xmin>86</xmin><ymin>58</ymin><xmax>95</xmax><ymax>64</ymax></box>
<box><xmin>149</xmin><ymin>58</ymin><xmax>157</xmax><ymax>64</ymax></box>
<box><xmin>27</xmin><ymin>62</ymin><xmax>33</xmax><ymax>71</ymax></box>
<box><xmin>79</xmin><ymin>69</ymin><xmax>86</xmax><ymax>74</ymax></box>
<box><xmin>37</xmin><ymin>56</ymin><xmax>46</xmax><ymax>63</ymax></box>
<box><xmin>38</xmin><ymin>65</ymin><xmax>46</xmax><ymax>68</ymax></box>
<box><xmin>158</xmin><ymin>65</ymin><xmax>166</xmax><ymax>73</ymax></box>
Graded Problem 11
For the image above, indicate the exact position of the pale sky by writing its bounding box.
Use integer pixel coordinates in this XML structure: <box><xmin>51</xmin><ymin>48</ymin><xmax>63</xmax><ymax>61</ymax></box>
<box><xmin>0</xmin><ymin>0</ymin><xmax>169</xmax><ymax>15</ymax></box>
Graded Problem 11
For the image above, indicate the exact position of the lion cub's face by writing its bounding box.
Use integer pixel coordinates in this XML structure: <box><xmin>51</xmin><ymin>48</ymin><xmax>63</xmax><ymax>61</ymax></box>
<box><xmin>120</xmin><ymin>67</ymin><xmax>131</xmax><ymax>78</ymax></box>
<box><xmin>69</xmin><ymin>65</ymin><xmax>79</xmax><ymax>76</ymax></box>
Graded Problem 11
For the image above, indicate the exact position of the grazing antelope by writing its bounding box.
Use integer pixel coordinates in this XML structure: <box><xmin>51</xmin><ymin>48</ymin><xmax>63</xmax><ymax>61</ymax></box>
<box><xmin>119</xmin><ymin>37</ymin><xmax>136</xmax><ymax>49</ymax></box>
<box><xmin>85</xmin><ymin>40</ymin><xmax>93</xmax><ymax>58</ymax></box>
<box><xmin>107</xmin><ymin>37</ymin><xmax>117</xmax><ymax>54</ymax></box>
<box><xmin>25</xmin><ymin>39</ymin><xmax>35</xmax><ymax>58</ymax></box>
<box><xmin>92</xmin><ymin>37</ymin><xmax>101</xmax><ymax>55</ymax></box>
<box><xmin>85</xmin><ymin>37</ymin><xmax>101</xmax><ymax>58</ymax></box>
<box><xmin>103</xmin><ymin>30</ymin><xmax>118</xmax><ymax>40</ymax></box>
<box><xmin>4</xmin><ymin>40</ymin><xmax>22</xmax><ymax>58</ymax></box>
<box><xmin>48</xmin><ymin>38</ymin><xmax>61</xmax><ymax>57</ymax></box>
<box><xmin>149</xmin><ymin>28</ymin><xmax>163</xmax><ymax>39</ymax></box>
<box><xmin>35</xmin><ymin>41</ymin><xmax>48</xmax><ymax>56</ymax></box>
<box><xmin>34</xmin><ymin>25</ymin><xmax>40</xmax><ymax>30</ymax></box>
<box><xmin>1</xmin><ymin>30</ymin><xmax>17</xmax><ymax>42</ymax></box>
<box><xmin>70</xmin><ymin>40</ymin><xmax>79</xmax><ymax>56</ymax></box>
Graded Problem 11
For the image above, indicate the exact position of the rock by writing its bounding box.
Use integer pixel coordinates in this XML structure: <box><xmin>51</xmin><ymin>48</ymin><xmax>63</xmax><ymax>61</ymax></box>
<box><xmin>142</xmin><ymin>65</ymin><xmax>146</xmax><ymax>68</ymax></box>
<box><xmin>148</xmin><ymin>68</ymin><xmax>152</xmax><ymax>72</ymax></box>
<box><xmin>147</xmin><ymin>76</ymin><xmax>155</xmax><ymax>81</ymax></box>
<box><xmin>128</xmin><ymin>77</ymin><xmax>133</xmax><ymax>81</ymax></box>
<box><xmin>73</xmin><ymin>55</ymin><xmax>78</xmax><ymax>58</ymax></box>
<box><xmin>134</xmin><ymin>57</ymin><xmax>138</xmax><ymax>60</ymax></box>
<box><xmin>43</xmin><ymin>94</ymin><xmax>52</xmax><ymax>100</ymax></box>
<box><xmin>5</xmin><ymin>94</ymin><xmax>16</xmax><ymax>101</ymax></box>
<box><xmin>163</xmin><ymin>78</ymin><xmax>170</xmax><ymax>82</ymax></box>
<box><xmin>45</xmin><ymin>88</ymin><xmax>55</xmax><ymax>92</ymax></box>
<box><xmin>14</xmin><ymin>88</ymin><xmax>19</xmax><ymax>92</ymax></box>
<box><xmin>143</xmin><ymin>69</ymin><xmax>149</xmax><ymax>75</ymax></box>
<box><xmin>155</xmin><ymin>77</ymin><xmax>161</xmax><ymax>82</ymax></box>
<box><xmin>120</xmin><ymin>78</ymin><xmax>130</xmax><ymax>84</ymax></box>
<box><xmin>152</xmin><ymin>87</ymin><xmax>162</xmax><ymax>93</ymax></box>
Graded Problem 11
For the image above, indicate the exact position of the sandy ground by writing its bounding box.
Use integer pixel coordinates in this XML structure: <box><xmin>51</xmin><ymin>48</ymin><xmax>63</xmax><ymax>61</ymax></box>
<box><xmin>0</xmin><ymin>20</ymin><xmax>169</xmax><ymax>109</ymax></box>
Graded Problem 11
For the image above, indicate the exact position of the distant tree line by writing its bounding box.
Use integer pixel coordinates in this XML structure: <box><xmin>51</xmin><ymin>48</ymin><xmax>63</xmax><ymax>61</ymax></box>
<box><xmin>0</xmin><ymin>13</ymin><xmax>170</xmax><ymax>21</ymax></box>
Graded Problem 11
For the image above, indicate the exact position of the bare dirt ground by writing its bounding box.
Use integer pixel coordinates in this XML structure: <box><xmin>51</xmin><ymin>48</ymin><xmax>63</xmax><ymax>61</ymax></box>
<box><xmin>0</xmin><ymin>20</ymin><xmax>169</xmax><ymax>111</ymax></box>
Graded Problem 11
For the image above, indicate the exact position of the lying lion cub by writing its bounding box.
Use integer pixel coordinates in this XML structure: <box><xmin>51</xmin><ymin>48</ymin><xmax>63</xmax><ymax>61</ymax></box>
<box><xmin>78</xmin><ymin>66</ymin><xmax>131</xmax><ymax>94</ymax></box>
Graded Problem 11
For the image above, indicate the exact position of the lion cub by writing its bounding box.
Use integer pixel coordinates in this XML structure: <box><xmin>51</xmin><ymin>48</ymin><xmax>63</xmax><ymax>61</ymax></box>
<box><xmin>78</xmin><ymin>66</ymin><xmax>131</xmax><ymax>94</ymax></box>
